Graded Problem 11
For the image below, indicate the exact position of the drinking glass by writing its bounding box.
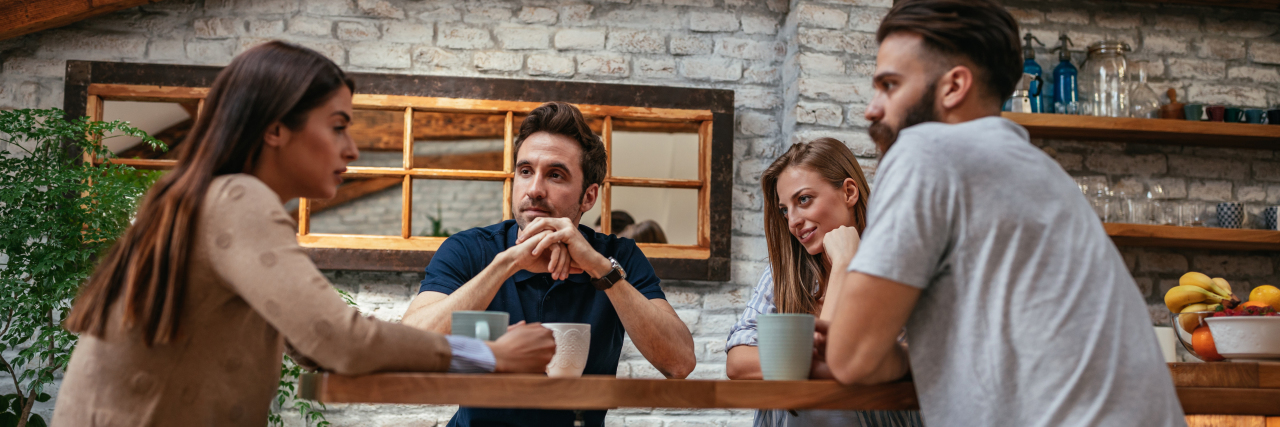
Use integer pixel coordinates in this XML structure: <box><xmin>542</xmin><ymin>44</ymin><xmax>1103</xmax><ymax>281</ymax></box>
<box><xmin>1181</xmin><ymin>202</ymin><xmax>1213</xmax><ymax>227</ymax></box>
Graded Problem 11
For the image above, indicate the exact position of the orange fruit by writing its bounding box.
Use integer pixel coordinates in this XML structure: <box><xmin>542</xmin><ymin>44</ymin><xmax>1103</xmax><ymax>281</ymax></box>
<box><xmin>1249</xmin><ymin>285</ymin><xmax>1280</xmax><ymax>311</ymax></box>
<box><xmin>1241</xmin><ymin>301</ymin><xmax>1271</xmax><ymax>309</ymax></box>
<box><xmin>1192</xmin><ymin>327</ymin><xmax>1224</xmax><ymax>361</ymax></box>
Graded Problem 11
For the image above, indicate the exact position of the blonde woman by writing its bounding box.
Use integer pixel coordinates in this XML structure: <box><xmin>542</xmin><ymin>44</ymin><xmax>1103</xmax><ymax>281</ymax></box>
<box><xmin>725</xmin><ymin>138</ymin><xmax>921</xmax><ymax>427</ymax></box>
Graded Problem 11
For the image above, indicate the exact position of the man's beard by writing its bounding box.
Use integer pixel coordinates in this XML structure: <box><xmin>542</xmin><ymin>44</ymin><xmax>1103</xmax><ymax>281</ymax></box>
<box><xmin>868</xmin><ymin>82</ymin><xmax>939</xmax><ymax>156</ymax></box>
<box><xmin>515</xmin><ymin>190</ymin><xmax>586</xmax><ymax>229</ymax></box>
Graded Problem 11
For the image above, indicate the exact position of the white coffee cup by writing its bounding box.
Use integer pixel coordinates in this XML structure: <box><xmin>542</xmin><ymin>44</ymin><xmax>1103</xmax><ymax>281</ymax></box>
<box><xmin>543</xmin><ymin>323</ymin><xmax>591</xmax><ymax>378</ymax></box>
<box><xmin>1153</xmin><ymin>326</ymin><xmax>1177</xmax><ymax>363</ymax></box>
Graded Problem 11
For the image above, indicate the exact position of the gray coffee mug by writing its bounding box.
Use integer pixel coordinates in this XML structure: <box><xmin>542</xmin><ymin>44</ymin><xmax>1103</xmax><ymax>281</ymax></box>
<box><xmin>451</xmin><ymin>311</ymin><xmax>509</xmax><ymax>341</ymax></box>
<box><xmin>757</xmin><ymin>314</ymin><xmax>814</xmax><ymax>381</ymax></box>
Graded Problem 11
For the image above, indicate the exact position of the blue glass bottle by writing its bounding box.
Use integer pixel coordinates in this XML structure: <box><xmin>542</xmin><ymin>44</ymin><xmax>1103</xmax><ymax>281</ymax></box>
<box><xmin>1052</xmin><ymin>34</ymin><xmax>1079</xmax><ymax>115</ymax></box>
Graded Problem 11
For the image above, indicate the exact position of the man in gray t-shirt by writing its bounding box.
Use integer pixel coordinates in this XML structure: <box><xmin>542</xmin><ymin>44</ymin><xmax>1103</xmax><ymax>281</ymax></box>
<box><xmin>821</xmin><ymin>1</ymin><xmax>1185</xmax><ymax>426</ymax></box>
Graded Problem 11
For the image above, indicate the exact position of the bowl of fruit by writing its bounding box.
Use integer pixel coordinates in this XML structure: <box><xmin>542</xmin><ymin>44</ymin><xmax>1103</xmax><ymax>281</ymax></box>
<box><xmin>1165</xmin><ymin>272</ymin><xmax>1280</xmax><ymax>361</ymax></box>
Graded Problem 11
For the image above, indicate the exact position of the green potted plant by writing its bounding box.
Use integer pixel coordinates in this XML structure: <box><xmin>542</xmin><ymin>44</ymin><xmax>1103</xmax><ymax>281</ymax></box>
<box><xmin>0</xmin><ymin>108</ymin><xmax>336</xmax><ymax>427</ymax></box>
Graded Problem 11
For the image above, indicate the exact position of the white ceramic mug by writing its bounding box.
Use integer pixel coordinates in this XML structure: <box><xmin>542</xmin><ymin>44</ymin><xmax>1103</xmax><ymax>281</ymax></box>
<box><xmin>451</xmin><ymin>311</ymin><xmax>508</xmax><ymax>341</ymax></box>
<box><xmin>758</xmin><ymin>314</ymin><xmax>814</xmax><ymax>381</ymax></box>
<box><xmin>543</xmin><ymin>323</ymin><xmax>591</xmax><ymax>378</ymax></box>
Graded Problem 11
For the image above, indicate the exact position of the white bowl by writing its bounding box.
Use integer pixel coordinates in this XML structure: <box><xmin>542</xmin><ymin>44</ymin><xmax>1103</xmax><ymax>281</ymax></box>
<box><xmin>1204</xmin><ymin>316</ymin><xmax>1280</xmax><ymax>360</ymax></box>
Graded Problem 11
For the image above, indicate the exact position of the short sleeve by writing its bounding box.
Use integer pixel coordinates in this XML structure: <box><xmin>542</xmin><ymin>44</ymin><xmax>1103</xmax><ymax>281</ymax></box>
<box><xmin>847</xmin><ymin>136</ymin><xmax>955</xmax><ymax>289</ymax></box>
<box><xmin>725</xmin><ymin>268</ymin><xmax>775</xmax><ymax>351</ymax></box>
<box><xmin>616</xmin><ymin>240</ymin><xmax>664</xmax><ymax>300</ymax></box>
<box><xmin>420</xmin><ymin>233</ymin><xmax>485</xmax><ymax>294</ymax></box>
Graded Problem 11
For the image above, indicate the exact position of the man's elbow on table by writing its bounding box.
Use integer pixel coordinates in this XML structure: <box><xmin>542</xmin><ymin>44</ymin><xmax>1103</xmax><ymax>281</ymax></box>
<box><xmin>666</xmin><ymin>354</ymin><xmax>696</xmax><ymax>379</ymax></box>
<box><xmin>828</xmin><ymin>352</ymin><xmax>881</xmax><ymax>385</ymax></box>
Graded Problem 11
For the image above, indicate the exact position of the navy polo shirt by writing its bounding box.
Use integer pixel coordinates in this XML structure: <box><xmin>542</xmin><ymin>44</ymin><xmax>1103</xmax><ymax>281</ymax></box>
<box><xmin>419</xmin><ymin>219</ymin><xmax>665</xmax><ymax>427</ymax></box>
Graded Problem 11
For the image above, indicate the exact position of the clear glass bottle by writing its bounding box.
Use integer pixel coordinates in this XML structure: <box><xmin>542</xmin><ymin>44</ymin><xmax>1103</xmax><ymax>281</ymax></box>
<box><xmin>1129</xmin><ymin>60</ymin><xmax>1161</xmax><ymax>119</ymax></box>
<box><xmin>1080</xmin><ymin>41</ymin><xmax>1132</xmax><ymax>117</ymax></box>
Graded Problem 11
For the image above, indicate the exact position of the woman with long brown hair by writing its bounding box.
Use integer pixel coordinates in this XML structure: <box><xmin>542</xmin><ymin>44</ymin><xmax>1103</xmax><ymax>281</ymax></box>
<box><xmin>53</xmin><ymin>41</ymin><xmax>554</xmax><ymax>426</ymax></box>
<box><xmin>725</xmin><ymin>138</ymin><xmax>921</xmax><ymax>426</ymax></box>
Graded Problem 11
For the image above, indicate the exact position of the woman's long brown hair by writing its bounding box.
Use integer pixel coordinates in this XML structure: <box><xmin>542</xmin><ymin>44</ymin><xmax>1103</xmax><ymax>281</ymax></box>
<box><xmin>65</xmin><ymin>41</ymin><xmax>354</xmax><ymax>346</ymax></box>
<box><xmin>760</xmin><ymin>138</ymin><xmax>871</xmax><ymax>315</ymax></box>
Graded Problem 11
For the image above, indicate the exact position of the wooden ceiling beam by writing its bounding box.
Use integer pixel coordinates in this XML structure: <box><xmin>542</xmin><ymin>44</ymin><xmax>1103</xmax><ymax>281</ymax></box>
<box><xmin>0</xmin><ymin>0</ymin><xmax>162</xmax><ymax>41</ymax></box>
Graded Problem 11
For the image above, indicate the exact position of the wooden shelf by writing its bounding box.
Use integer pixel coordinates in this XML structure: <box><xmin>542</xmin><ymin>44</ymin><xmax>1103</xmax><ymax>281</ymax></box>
<box><xmin>1126</xmin><ymin>0</ymin><xmax>1280</xmax><ymax>10</ymax></box>
<box><xmin>1105</xmin><ymin>223</ymin><xmax>1280</xmax><ymax>251</ymax></box>
<box><xmin>1003</xmin><ymin>112</ymin><xmax>1280</xmax><ymax>149</ymax></box>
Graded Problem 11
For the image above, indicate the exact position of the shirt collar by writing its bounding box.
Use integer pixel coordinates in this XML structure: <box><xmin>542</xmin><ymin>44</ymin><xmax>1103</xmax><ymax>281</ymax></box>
<box><xmin>507</xmin><ymin>221</ymin><xmax>596</xmax><ymax>284</ymax></box>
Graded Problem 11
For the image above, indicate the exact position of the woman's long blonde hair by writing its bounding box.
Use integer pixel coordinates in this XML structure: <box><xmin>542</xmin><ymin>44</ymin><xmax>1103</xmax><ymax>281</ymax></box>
<box><xmin>760</xmin><ymin>138</ymin><xmax>871</xmax><ymax>315</ymax></box>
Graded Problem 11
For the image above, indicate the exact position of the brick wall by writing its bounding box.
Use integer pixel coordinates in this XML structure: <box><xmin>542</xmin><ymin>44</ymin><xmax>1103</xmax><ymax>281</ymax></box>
<box><xmin>1</xmin><ymin>0</ymin><xmax>1278</xmax><ymax>425</ymax></box>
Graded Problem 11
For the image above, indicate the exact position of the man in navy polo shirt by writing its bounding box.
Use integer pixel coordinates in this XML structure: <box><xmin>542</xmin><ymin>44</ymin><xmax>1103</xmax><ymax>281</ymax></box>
<box><xmin>402</xmin><ymin>102</ymin><xmax>696</xmax><ymax>427</ymax></box>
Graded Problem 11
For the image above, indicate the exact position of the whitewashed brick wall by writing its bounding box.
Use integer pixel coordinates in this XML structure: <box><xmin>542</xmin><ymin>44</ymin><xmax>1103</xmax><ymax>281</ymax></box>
<box><xmin>2</xmin><ymin>0</ymin><xmax>1279</xmax><ymax>425</ymax></box>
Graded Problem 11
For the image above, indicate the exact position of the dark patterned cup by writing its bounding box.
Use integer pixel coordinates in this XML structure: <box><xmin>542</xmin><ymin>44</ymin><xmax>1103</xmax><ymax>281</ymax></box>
<box><xmin>1217</xmin><ymin>202</ymin><xmax>1245</xmax><ymax>229</ymax></box>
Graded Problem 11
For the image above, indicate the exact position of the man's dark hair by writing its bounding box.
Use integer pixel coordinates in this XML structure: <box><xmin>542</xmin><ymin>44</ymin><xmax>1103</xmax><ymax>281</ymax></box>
<box><xmin>514</xmin><ymin>102</ymin><xmax>607</xmax><ymax>195</ymax></box>
<box><xmin>876</xmin><ymin>0</ymin><xmax>1022</xmax><ymax>103</ymax></box>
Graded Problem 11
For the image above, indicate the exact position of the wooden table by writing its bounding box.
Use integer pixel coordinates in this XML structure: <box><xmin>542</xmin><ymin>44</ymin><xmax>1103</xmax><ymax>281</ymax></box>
<box><xmin>300</xmin><ymin>363</ymin><xmax>1280</xmax><ymax>423</ymax></box>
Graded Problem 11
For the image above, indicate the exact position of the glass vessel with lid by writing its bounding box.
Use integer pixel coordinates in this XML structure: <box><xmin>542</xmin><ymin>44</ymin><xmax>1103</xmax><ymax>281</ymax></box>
<box><xmin>1080</xmin><ymin>41</ymin><xmax>1132</xmax><ymax>117</ymax></box>
<box><xmin>1129</xmin><ymin>60</ymin><xmax>1161</xmax><ymax>119</ymax></box>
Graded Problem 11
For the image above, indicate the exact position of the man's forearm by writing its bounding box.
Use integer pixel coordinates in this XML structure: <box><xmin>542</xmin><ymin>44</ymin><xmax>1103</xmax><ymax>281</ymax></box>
<box><xmin>402</xmin><ymin>255</ymin><xmax>517</xmax><ymax>334</ymax></box>
<box><xmin>605</xmin><ymin>282</ymin><xmax>696</xmax><ymax>379</ymax></box>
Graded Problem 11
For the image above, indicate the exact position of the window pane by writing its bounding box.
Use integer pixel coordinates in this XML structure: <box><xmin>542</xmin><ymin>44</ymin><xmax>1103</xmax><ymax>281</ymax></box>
<box><xmin>605</xmin><ymin>186</ymin><xmax>698</xmax><ymax>246</ymax></box>
<box><xmin>411</xmin><ymin>111</ymin><xmax>506</xmax><ymax>171</ymax></box>
<box><xmin>609</xmin><ymin>120</ymin><xmax>699</xmax><ymax>180</ymax></box>
<box><xmin>411</xmin><ymin>178</ymin><xmax>505</xmax><ymax>237</ymax></box>
<box><xmin>306</xmin><ymin>177</ymin><xmax>403</xmax><ymax>236</ymax></box>
<box><xmin>348</xmin><ymin>108</ymin><xmax>405</xmax><ymax>167</ymax></box>
<box><xmin>101</xmin><ymin>100</ymin><xmax>195</xmax><ymax>158</ymax></box>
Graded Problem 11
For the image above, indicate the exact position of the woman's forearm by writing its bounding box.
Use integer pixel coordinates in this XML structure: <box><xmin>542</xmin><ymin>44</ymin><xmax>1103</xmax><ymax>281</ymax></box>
<box><xmin>726</xmin><ymin>346</ymin><xmax>763</xmax><ymax>380</ymax></box>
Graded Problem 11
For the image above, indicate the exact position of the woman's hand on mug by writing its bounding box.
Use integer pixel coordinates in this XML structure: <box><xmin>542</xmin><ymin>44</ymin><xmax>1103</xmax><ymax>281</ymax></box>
<box><xmin>488</xmin><ymin>322</ymin><xmax>556</xmax><ymax>373</ymax></box>
<box><xmin>821</xmin><ymin>225</ymin><xmax>861</xmax><ymax>268</ymax></box>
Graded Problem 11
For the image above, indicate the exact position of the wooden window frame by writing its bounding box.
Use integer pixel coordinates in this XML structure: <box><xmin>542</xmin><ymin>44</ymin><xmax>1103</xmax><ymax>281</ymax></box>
<box><xmin>65</xmin><ymin>61</ymin><xmax>732</xmax><ymax>281</ymax></box>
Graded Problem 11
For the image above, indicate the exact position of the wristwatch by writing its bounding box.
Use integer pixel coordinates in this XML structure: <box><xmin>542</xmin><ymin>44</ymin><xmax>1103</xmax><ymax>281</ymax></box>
<box><xmin>591</xmin><ymin>257</ymin><xmax>626</xmax><ymax>291</ymax></box>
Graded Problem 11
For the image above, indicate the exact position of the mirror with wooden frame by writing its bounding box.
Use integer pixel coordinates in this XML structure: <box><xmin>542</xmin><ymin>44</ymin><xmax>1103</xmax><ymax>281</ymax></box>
<box><xmin>66</xmin><ymin>61</ymin><xmax>732</xmax><ymax>280</ymax></box>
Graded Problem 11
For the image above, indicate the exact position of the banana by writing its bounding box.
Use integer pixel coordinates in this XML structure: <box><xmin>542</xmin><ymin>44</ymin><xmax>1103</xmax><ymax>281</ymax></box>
<box><xmin>1179</xmin><ymin>303</ymin><xmax>1210</xmax><ymax>333</ymax></box>
<box><xmin>1165</xmin><ymin>285</ymin><xmax>1226</xmax><ymax>313</ymax></box>
<box><xmin>1180</xmin><ymin>272</ymin><xmax>1217</xmax><ymax>293</ymax></box>
<box><xmin>1210</xmin><ymin>277</ymin><xmax>1233</xmax><ymax>298</ymax></box>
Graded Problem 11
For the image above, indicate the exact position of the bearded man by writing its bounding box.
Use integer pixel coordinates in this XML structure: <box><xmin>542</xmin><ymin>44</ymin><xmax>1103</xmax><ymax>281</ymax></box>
<box><xmin>819</xmin><ymin>1</ymin><xmax>1186</xmax><ymax>426</ymax></box>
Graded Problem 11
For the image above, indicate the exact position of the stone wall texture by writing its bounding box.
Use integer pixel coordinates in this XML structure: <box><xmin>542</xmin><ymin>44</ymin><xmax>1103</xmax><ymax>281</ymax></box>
<box><xmin>1</xmin><ymin>0</ymin><xmax>1279</xmax><ymax>425</ymax></box>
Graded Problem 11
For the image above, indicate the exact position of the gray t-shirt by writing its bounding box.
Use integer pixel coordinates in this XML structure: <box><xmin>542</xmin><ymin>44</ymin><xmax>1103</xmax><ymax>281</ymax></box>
<box><xmin>848</xmin><ymin>117</ymin><xmax>1184</xmax><ymax>427</ymax></box>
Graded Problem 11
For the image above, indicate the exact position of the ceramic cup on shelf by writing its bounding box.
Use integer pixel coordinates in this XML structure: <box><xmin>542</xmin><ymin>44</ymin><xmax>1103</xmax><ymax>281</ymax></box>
<box><xmin>1217</xmin><ymin>202</ymin><xmax>1245</xmax><ymax>229</ymax></box>
<box><xmin>451</xmin><ymin>311</ymin><xmax>509</xmax><ymax>341</ymax></box>
<box><xmin>1224</xmin><ymin>107</ymin><xmax>1245</xmax><ymax>123</ymax></box>
<box><xmin>1183</xmin><ymin>104</ymin><xmax>1205</xmax><ymax>121</ymax></box>
<box><xmin>757</xmin><ymin>314</ymin><xmax>815</xmax><ymax>381</ymax></box>
<box><xmin>543</xmin><ymin>323</ymin><xmax>591</xmax><ymax>378</ymax></box>
<box><xmin>1206</xmin><ymin>105</ymin><xmax>1226</xmax><ymax>122</ymax></box>
<box><xmin>1245</xmin><ymin>109</ymin><xmax>1268</xmax><ymax>124</ymax></box>
<box><xmin>1267</xmin><ymin>109</ymin><xmax>1280</xmax><ymax>126</ymax></box>
<box><xmin>1263</xmin><ymin>206</ymin><xmax>1280</xmax><ymax>231</ymax></box>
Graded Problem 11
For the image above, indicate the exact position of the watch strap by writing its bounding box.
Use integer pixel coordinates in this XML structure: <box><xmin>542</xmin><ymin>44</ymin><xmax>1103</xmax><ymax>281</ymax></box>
<box><xmin>591</xmin><ymin>258</ymin><xmax>624</xmax><ymax>291</ymax></box>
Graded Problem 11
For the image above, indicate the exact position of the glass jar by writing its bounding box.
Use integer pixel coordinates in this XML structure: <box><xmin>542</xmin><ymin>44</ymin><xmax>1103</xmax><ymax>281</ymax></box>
<box><xmin>1080</xmin><ymin>41</ymin><xmax>1132</xmax><ymax>117</ymax></box>
<box><xmin>1129</xmin><ymin>60</ymin><xmax>1161</xmax><ymax>119</ymax></box>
